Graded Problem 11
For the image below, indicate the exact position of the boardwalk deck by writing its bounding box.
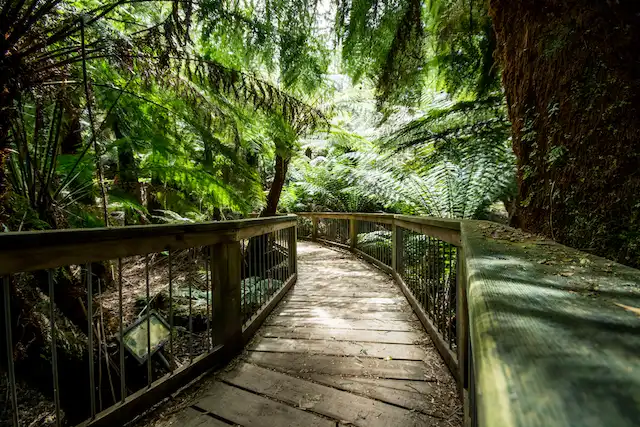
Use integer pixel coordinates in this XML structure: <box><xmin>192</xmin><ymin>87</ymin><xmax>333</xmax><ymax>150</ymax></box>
<box><xmin>155</xmin><ymin>242</ymin><xmax>460</xmax><ymax>427</ymax></box>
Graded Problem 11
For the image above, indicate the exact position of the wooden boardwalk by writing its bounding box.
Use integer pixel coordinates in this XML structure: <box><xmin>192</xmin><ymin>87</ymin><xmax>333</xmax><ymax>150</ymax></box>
<box><xmin>173</xmin><ymin>242</ymin><xmax>460</xmax><ymax>427</ymax></box>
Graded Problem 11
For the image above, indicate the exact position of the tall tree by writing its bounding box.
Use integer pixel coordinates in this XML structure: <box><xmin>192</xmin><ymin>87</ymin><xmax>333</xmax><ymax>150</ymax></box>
<box><xmin>489</xmin><ymin>0</ymin><xmax>640</xmax><ymax>265</ymax></box>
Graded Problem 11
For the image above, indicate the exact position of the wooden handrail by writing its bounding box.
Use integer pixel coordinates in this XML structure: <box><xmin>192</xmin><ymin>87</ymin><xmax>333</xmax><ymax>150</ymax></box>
<box><xmin>0</xmin><ymin>215</ymin><xmax>297</xmax><ymax>275</ymax></box>
<box><xmin>296</xmin><ymin>212</ymin><xmax>461</xmax><ymax>230</ymax></box>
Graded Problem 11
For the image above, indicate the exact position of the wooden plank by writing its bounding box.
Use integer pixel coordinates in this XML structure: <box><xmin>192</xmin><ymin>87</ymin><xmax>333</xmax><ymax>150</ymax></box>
<box><xmin>304</xmin><ymin>375</ymin><xmax>456</xmax><ymax>419</ymax></box>
<box><xmin>195</xmin><ymin>381</ymin><xmax>333</xmax><ymax>427</ymax></box>
<box><xmin>312</xmin><ymin>216</ymin><xmax>318</xmax><ymax>240</ymax></box>
<box><xmin>394</xmin><ymin>219</ymin><xmax>461</xmax><ymax>246</ymax></box>
<box><xmin>221</xmin><ymin>363</ymin><xmax>442</xmax><ymax>427</ymax></box>
<box><xmin>350</xmin><ymin>218</ymin><xmax>357</xmax><ymax>249</ymax></box>
<box><xmin>236</xmin><ymin>219</ymin><xmax>296</xmax><ymax>240</ymax></box>
<box><xmin>392</xmin><ymin>222</ymin><xmax>401</xmax><ymax>272</ymax></box>
<box><xmin>249</xmin><ymin>338</ymin><xmax>429</xmax><ymax>360</ymax></box>
<box><xmin>351</xmin><ymin>213</ymin><xmax>395</xmax><ymax>225</ymax></box>
<box><xmin>297</xmin><ymin>212</ymin><xmax>395</xmax><ymax>225</ymax></box>
<box><xmin>175</xmin><ymin>407</ymin><xmax>231</xmax><ymax>427</ymax></box>
<box><xmin>272</xmin><ymin>308</ymin><xmax>414</xmax><ymax>321</ymax></box>
<box><xmin>456</xmin><ymin>246</ymin><xmax>469</xmax><ymax>399</ymax></box>
<box><xmin>284</xmin><ymin>296</ymin><xmax>405</xmax><ymax>304</ymax></box>
<box><xmin>461</xmin><ymin>220</ymin><xmax>640</xmax><ymax>427</ymax></box>
<box><xmin>266</xmin><ymin>316</ymin><xmax>420</xmax><ymax>331</ymax></box>
<box><xmin>286</xmin><ymin>290</ymin><xmax>401</xmax><ymax>298</ymax></box>
<box><xmin>260</xmin><ymin>326</ymin><xmax>422</xmax><ymax>344</ymax></box>
<box><xmin>246</xmin><ymin>351</ymin><xmax>440</xmax><ymax>381</ymax></box>
<box><xmin>279</xmin><ymin>303</ymin><xmax>406</xmax><ymax>314</ymax></box>
<box><xmin>280</xmin><ymin>301</ymin><xmax>407</xmax><ymax>312</ymax></box>
<box><xmin>292</xmin><ymin>284</ymin><xmax>395</xmax><ymax>293</ymax></box>
<box><xmin>288</xmin><ymin>225</ymin><xmax>297</xmax><ymax>274</ymax></box>
<box><xmin>394</xmin><ymin>215</ymin><xmax>461</xmax><ymax>231</ymax></box>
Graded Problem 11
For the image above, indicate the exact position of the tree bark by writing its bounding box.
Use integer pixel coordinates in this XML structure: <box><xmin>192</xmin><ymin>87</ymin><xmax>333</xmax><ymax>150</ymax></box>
<box><xmin>489</xmin><ymin>0</ymin><xmax>640</xmax><ymax>266</ymax></box>
<box><xmin>114</xmin><ymin>122</ymin><xmax>142</xmax><ymax>206</ymax></box>
<box><xmin>261</xmin><ymin>154</ymin><xmax>289</xmax><ymax>217</ymax></box>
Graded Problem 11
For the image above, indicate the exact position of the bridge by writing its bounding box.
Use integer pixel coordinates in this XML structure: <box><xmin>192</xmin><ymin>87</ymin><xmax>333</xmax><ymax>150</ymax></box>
<box><xmin>1</xmin><ymin>213</ymin><xmax>639</xmax><ymax>426</ymax></box>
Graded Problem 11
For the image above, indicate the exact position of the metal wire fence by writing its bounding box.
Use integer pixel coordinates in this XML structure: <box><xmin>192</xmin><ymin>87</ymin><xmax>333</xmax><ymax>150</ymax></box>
<box><xmin>0</xmin><ymin>217</ymin><xmax>296</xmax><ymax>427</ymax></box>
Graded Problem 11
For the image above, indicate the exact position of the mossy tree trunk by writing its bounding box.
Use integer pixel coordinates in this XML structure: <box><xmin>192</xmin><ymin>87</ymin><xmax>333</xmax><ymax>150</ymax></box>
<box><xmin>261</xmin><ymin>153</ymin><xmax>289</xmax><ymax>217</ymax></box>
<box><xmin>489</xmin><ymin>0</ymin><xmax>640</xmax><ymax>266</ymax></box>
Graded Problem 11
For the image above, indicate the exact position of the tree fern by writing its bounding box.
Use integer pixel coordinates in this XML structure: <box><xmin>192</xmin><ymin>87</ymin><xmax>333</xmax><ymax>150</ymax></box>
<box><xmin>285</xmin><ymin>94</ymin><xmax>515</xmax><ymax>219</ymax></box>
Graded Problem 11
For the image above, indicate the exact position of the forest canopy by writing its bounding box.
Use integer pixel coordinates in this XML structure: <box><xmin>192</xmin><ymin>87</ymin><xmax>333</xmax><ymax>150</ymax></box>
<box><xmin>2</xmin><ymin>0</ymin><xmax>639</xmax><ymax>267</ymax></box>
<box><xmin>0</xmin><ymin>0</ymin><xmax>513</xmax><ymax>233</ymax></box>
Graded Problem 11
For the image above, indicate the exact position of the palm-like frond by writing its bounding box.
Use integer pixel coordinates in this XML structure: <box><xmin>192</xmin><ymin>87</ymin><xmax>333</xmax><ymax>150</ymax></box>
<box><xmin>286</xmin><ymin>95</ymin><xmax>515</xmax><ymax>219</ymax></box>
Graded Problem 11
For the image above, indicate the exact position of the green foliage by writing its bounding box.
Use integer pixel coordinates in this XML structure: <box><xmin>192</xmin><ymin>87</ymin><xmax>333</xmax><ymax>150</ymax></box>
<box><xmin>284</xmin><ymin>94</ymin><xmax>515</xmax><ymax>219</ymax></box>
<box><xmin>337</xmin><ymin>0</ymin><xmax>425</xmax><ymax>109</ymax></box>
<box><xmin>2</xmin><ymin>0</ymin><xmax>330</xmax><ymax>229</ymax></box>
<box><xmin>428</xmin><ymin>0</ymin><xmax>499</xmax><ymax>97</ymax></box>
<box><xmin>334</xmin><ymin>0</ymin><xmax>501</xmax><ymax>110</ymax></box>
<box><xmin>2</xmin><ymin>0</ymin><xmax>513</xmax><ymax>231</ymax></box>
<box><xmin>281</xmin><ymin>129</ymin><xmax>387</xmax><ymax>212</ymax></box>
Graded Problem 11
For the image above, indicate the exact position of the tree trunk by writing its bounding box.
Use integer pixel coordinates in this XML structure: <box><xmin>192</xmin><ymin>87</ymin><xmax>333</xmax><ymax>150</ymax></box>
<box><xmin>261</xmin><ymin>154</ymin><xmax>289</xmax><ymax>217</ymax></box>
<box><xmin>489</xmin><ymin>0</ymin><xmax>640</xmax><ymax>266</ymax></box>
<box><xmin>114</xmin><ymin>122</ymin><xmax>142</xmax><ymax>205</ymax></box>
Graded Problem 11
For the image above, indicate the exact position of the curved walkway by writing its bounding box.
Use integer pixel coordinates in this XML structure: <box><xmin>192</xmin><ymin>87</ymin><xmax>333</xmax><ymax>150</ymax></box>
<box><xmin>173</xmin><ymin>242</ymin><xmax>461</xmax><ymax>427</ymax></box>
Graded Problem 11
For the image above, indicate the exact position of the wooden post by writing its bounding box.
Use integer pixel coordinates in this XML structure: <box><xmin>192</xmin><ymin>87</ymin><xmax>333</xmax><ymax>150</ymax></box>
<box><xmin>456</xmin><ymin>247</ymin><xmax>471</xmax><ymax>426</ymax></box>
<box><xmin>312</xmin><ymin>216</ymin><xmax>318</xmax><ymax>241</ymax></box>
<box><xmin>349</xmin><ymin>218</ymin><xmax>357</xmax><ymax>251</ymax></box>
<box><xmin>211</xmin><ymin>241</ymin><xmax>243</xmax><ymax>358</ymax></box>
<box><xmin>392</xmin><ymin>222</ymin><xmax>402</xmax><ymax>275</ymax></box>
<box><xmin>288</xmin><ymin>226</ymin><xmax>297</xmax><ymax>275</ymax></box>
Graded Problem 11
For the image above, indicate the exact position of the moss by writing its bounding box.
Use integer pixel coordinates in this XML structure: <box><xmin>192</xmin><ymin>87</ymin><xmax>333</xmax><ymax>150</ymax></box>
<box><xmin>490</xmin><ymin>0</ymin><xmax>640</xmax><ymax>267</ymax></box>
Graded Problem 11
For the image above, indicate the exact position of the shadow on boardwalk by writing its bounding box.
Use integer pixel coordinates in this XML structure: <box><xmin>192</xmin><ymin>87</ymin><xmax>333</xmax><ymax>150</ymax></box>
<box><xmin>134</xmin><ymin>241</ymin><xmax>461</xmax><ymax>427</ymax></box>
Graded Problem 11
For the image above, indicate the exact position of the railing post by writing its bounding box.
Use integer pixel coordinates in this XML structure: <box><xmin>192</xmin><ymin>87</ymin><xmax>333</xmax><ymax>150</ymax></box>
<box><xmin>392</xmin><ymin>220</ymin><xmax>402</xmax><ymax>275</ymax></box>
<box><xmin>349</xmin><ymin>218</ymin><xmax>357</xmax><ymax>251</ymax></box>
<box><xmin>211</xmin><ymin>241</ymin><xmax>243</xmax><ymax>357</ymax></box>
<box><xmin>312</xmin><ymin>216</ymin><xmax>318</xmax><ymax>241</ymax></box>
<box><xmin>288</xmin><ymin>225</ymin><xmax>297</xmax><ymax>275</ymax></box>
<box><xmin>456</xmin><ymin>246</ymin><xmax>471</xmax><ymax>426</ymax></box>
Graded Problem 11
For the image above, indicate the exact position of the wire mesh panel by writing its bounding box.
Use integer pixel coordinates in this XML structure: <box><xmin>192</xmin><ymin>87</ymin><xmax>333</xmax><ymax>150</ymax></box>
<box><xmin>241</xmin><ymin>226</ymin><xmax>295</xmax><ymax>325</ymax></box>
<box><xmin>1</xmin><ymin>249</ymin><xmax>219</xmax><ymax>425</ymax></box>
<box><xmin>355</xmin><ymin>220</ymin><xmax>393</xmax><ymax>267</ymax></box>
<box><xmin>317</xmin><ymin>218</ymin><xmax>350</xmax><ymax>246</ymax></box>
<box><xmin>296</xmin><ymin>216</ymin><xmax>313</xmax><ymax>239</ymax></box>
<box><xmin>397</xmin><ymin>227</ymin><xmax>457</xmax><ymax>350</ymax></box>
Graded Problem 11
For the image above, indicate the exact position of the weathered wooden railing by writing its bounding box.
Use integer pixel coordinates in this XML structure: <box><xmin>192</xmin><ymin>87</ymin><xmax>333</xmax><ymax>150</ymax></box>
<box><xmin>0</xmin><ymin>215</ymin><xmax>297</xmax><ymax>427</ymax></box>
<box><xmin>297</xmin><ymin>212</ymin><xmax>640</xmax><ymax>427</ymax></box>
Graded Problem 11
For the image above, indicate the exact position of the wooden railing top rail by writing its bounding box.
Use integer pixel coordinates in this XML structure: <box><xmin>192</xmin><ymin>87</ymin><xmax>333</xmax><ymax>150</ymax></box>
<box><xmin>461</xmin><ymin>221</ymin><xmax>640</xmax><ymax>427</ymax></box>
<box><xmin>296</xmin><ymin>212</ymin><xmax>461</xmax><ymax>243</ymax></box>
<box><xmin>0</xmin><ymin>215</ymin><xmax>297</xmax><ymax>275</ymax></box>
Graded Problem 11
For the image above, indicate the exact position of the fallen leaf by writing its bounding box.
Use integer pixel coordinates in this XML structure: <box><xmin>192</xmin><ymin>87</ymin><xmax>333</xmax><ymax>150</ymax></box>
<box><xmin>614</xmin><ymin>303</ymin><xmax>640</xmax><ymax>317</ymax></box>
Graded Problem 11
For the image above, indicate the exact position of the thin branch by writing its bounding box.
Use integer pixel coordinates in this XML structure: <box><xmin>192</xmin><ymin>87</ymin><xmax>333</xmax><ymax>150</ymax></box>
<box><xmin>81</xmin><ymin>17</ymin><xmax>109</xmax><ymax>226</ymax></box>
